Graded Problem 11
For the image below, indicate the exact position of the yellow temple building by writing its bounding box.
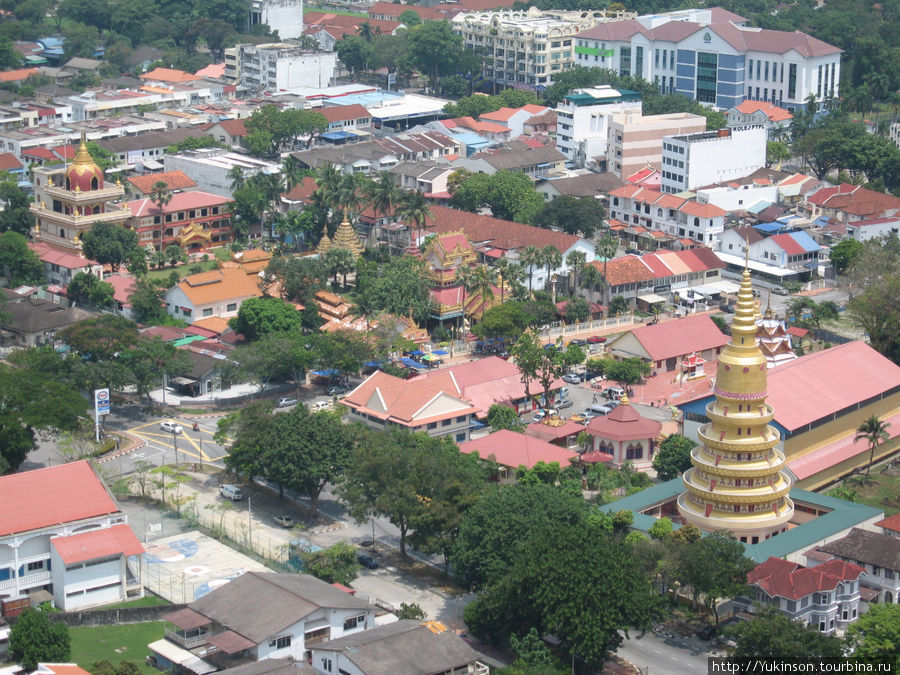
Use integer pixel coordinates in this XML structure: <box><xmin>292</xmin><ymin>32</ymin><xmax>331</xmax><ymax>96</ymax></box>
<box><xmin>317</xmin><ymin>218</ymin><xmax>365</xmax><ymax>259</ymax></box>
<box><xmin>677</xmin><ymin>260</ymin><xmax>795</xmax><ymax>544</ymax></box>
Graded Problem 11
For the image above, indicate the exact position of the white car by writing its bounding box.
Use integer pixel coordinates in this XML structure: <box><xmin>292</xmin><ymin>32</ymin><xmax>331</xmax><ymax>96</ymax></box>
<box><xmin>160</xmin><ymin>421</ymin><xmax>183</xmax><ymax>434</ymax></box>
<box><xmin>311</xmin><ymin>401</ymin><xmax>330</xmax><ymax>411</ymax></box>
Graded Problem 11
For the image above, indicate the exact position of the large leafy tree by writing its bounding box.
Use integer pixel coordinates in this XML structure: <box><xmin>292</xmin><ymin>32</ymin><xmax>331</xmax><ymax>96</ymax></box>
<box><xmin>534</xmin><ymin>195</ymin><xmax>606</xmax><ymax>238</ymax></box>
<box><xmin>355</xmin><ymin>255</ymin><xmax>434</xmax><ymax>325</ymax></box>
<box><xmin>0</xmin><ymin>231</ymin><xmax>44</xmax><ymax>286</ymax></box>
<box><xmin>845</xmin><ymin>603</ymin><xmax>900</xmax><ymax>670</ymax></box>
<box><xmin>309</xmin><ymin>329</ymin><xmax>371</xmax><ymax>383</ymax></box>
<box><xmin>228</xmin><ymin>296</ymin><xmax>304</xmax><ymax>340</ymax></box>
<box><xmin>67</xmin><ymin>272</ymin><xmax>114</xmax><ymax>308</ymax></box>
<box><xmin>9</xmin><ymin>607</ymin><xmax>70</xmax><ymax>670</ymax></box>
<box><xmin>678</xmin><ymin>531</ymin><xmax>755</xmax><ymax>623</ymax></box>
<box><xmin>829</xmin><ymin>238</ymin><xmax>863</xmax><ymax>275</ymax></box>
<box><xmin>449</xmin><ymin>171</ymin><xmax>543</xmax><ymax>224</ymax></box>
<box><xmin>725</xmin><ymin>606</ymin><xmax>844</xmax><ymax>659</ymax></box>
<box><xmin>471</xmin><ymin>302</ymin><xmax>535</xmax><ymax>340</ymax></box>
<box><xmin>0</xmin><ymin>176</ymin><xmax>34</xmax><ymax>234</ymax></box>
<box><xmin>58</xmin><ymin>315</ymin><xmax>140</xmax><ymax>361</ymax></box>
<box><xmin>129</xmin><ymin>278</ymin><xmax>168</xmax><ymax>324</ymax></box>
<box><xmin>463</xmin><ymin>519</ymin><xmax>659</xmax><ymax>668</ymax></box>
<box><xmin>406</xmin><ymin>20</ymin><xmax>468</xmax><ymax>91</ymax></box>
<box><xmin>81</xmin><ymin>222</ymin><xmax>141</xmax><ymax>272</ymax></box>
<box><xmin>339</xmin><ymin>428</ymin><xmax>486</xmax><ymax>558</ymax></box>
<box><xmin>652</xmin><ymin>433</ymin><xmax>695</xmax><ymax>481</ymax></box>
<box><xmin>510</xmin><ymin>331</ymin><xmax>583</xmax><ymax>413</ymax></box>
<box><xmin>118</xmin><ymin>337</ymin><xmax>189</xmax><ymax>402</ymax></box>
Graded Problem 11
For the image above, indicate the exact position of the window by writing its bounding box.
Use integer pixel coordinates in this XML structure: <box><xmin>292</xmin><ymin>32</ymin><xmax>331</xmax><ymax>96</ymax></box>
<box><xmin>788</xmin><ymin>63</ymin><xmax>797</xmax><ymax>99</ymax></box>
<box><xmin>320</xmin><ymin>657</ymin><xmax>332</xmax><ymax>672</ymax></box>
<box><xmin>226</xmin><ymin>302</ymin><xmax>237</xmax><ymax>312</ymax></box>
<box><xmin>343</xmin><ymin>615</ymin><xmax>365</xmax><ymax>630</ymax></box>
<box><xmin>456</xmin><ymin>432</ymin><xmax>467</xmax><ymax>442</ymax></box>
<box><xmin>786</xmin><ymin>599</ymin><xmax>796</xmax><ymax>612</ymax></box>
<box><xmin>696</xmin><ymin>52</ymin><xmax>718</xmax><ymax>103</ymax></box>
<box><xmin>270</xmin><ymin>635</ymin><xmax>291</xmax><ymax>649</ymax></box>
<box><xmin>27</xmin><ymin>561</ymin><xmax>44</xmax><ymax>571</ymax></box>
<box><xmin>202</xmin><ymin>308</ymin><xmax>213</xmax><ymax>317</ymax></box>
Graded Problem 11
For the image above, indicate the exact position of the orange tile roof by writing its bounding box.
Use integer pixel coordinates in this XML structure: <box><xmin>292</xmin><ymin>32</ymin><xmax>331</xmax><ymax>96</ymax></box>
<box><xmin>426</xmin><ymin>205</ymin><xmax>580</xmax><ymax>253</ymax></box>
<box><xmin>679</xmin><ymin>201</ymin><xmax>726</xmax><ymax>218</ymax></box>
<box><xmin>140</xmin><ymin>67</ymin><xmax>200</xmax><ymax>83</ymax></box>
<box><xmin>734</xmin><ymin>99</ymin><xmax>793</xmax><ymax>122</ymax></box>
<box><xmin>176</xmin><ymin>267</ymin><xmax>262</xmax><ymax>306</ymax></box>
<box><xmin>589</xmin><ymin>255</ymin><xmax>653</xmax><ymax>287</ymax></box>
<box><xmin>875</xmin><ymin>513</ymin><xmax>900</xmax><ymax>533</ymax></box>
<box><xmin>51</xmin><ymin>523</ymin><xmax>144</xmax><ymax>565</ymax></box>
<box><xmin>460</xmin><ymin>429</ymin><xmax>577</xmax><ymax>469</ymax></box>
<box><xmin>34</xmin><ymin>665</ymin><xmax>94</xmax><ymax>675</ymax></box>
<box><xmin>0</xmin><ymin>461</ymin><xmax>119</xmax><ymax>537</ymax></box>
<box><xmin>342</xmin><ymin>370</ymin><xmax>477</xmax><ymax>425</ymax></box>
<box><xmin>0</xmin><ymin>67</ymin><xmax>38</xmax><ymax>82</ymax></box>
<box><xmin>191</xmin><ymin>315</ymin><xmax>231</xmax><ymax>334</ymax></box>
<box><xmin>127</xmin><ymin>170</ymin><xmax>198</xmax><ymax>194</ymax></box>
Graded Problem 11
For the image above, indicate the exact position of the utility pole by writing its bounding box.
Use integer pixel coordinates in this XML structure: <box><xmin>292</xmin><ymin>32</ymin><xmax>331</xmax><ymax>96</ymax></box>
<box><xmin>248</xmin><ymin>497</ymin><xmax>252</xmax><ymax>549</ymax></box>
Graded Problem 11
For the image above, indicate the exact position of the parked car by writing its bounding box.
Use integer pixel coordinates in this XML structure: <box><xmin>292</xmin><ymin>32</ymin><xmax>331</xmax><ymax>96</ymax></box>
<box><xmin>557</xmin><ymin>399</ymin><xmax>573</xmax><ymax>410</ymax></box>
<box><xmin>718</xmin><ymin>303</ymin><xmax>735</xmax><ymax>314</ymax></box>
<box><xmin>568</xmin><ymin>338</ymin><xmax>588</xmax><ymax>347</ymax></box>
<box><xmin>219</xmin><ymin>484</ymin><xmax>244</xmax><ymax>501</ymax></box>
<box><xmin>311</xmin><ymin>401</ymin><xmax>330</xmax><ymax>411</ymax></box>
<box><xmin>606</xmin><ymin>401</ymin><xmax>620</xmax><ymax>410</ymax></box>
<box><xmin>160</xmin><ymin>421</ymin><xmax>183</xmax><ymax>434</ymax></box>
<box><xmin>327</xmin><ymin>385</ymin><xmax>349</xmax><ymax>396</ymax></box>
<box><xmin>625</xmin><ymin>248</ymin><xmax>641</xmax><ymax>255</ymax></box>
<box><xmin>588</xmin><ymin>403</ymin><xmax>613</xmax><ymax>416</ymax></box>
<box><xmin>602</xmin><ymin>387</ymin><xmax>625</xmax><ymax>400</ymax></box>
<box><xmin>276</xmin><ymin>397</ymin><xmax>298</xmax><ymax>408</ymax></box>
<box><xmin>357</xmin><ymin>553</ymin><xmax>380</xmax><ymax>569</ymax></box>
<box><xmin>587</xmin><ymin>335</ymin><xmax>607</xmax><ymax>344</ymax></box>
<box><xmin>273</xmin><ymin>515</ymin><xmax>294</xmax><ymax>528</ymax></box>
<box><xmin>562</xmin><ymin>373</ymin><xmax>582</xmax><ymax>384</ymax></box>
<box><xmin>533</xmin><ymin>408</ymin><xmax>558</xmax><ymax>421</ymax></box>
<box><xmin>772</xmin><ymin>286</ymin><xmax>790</xmax><ymax>296</ymax></box>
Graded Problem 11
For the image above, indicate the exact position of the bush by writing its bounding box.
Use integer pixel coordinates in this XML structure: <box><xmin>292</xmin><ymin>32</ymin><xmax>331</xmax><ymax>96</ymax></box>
<box><xmin>9</xmin><ymin>606</ymin><xmax>70</xmax><ymax>670</ymax></box>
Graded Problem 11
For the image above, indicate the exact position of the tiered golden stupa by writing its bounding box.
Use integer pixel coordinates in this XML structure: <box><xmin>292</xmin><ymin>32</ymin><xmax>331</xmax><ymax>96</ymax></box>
<box><xmin>330</xmin><ymin>217</ymin><xmax>365</xmax><ymax>259</ymax></box>
<box><xmin>676</xmin><ymin>257</ymin><xmax>794</xmax><ymax>545</ymax></box>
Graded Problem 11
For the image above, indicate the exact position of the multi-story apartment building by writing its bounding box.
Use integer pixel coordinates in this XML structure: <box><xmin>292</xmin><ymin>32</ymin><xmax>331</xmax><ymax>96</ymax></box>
<box><xmin>249</xmin><ymin>0</ymin><xmax>304</xmax><ymax>39</ymax></box>
<box><xmin>660</xmin><ymin>126</ymin><xmax>766</xmax><ymax>193</ymax></box>
<box><xmin>606</xmin><ymin>111</ymin><xmax>706</xmax><ymax>178</ymax></box>
<box><xmin>575</xmin><ymin>8</ymin><xmax>841</xmax><ymax>112</ymax></box>
<box><xmin>555</xmin><ymin>86</ymin><xmax>641</xmax><ymax>166</ymax></box>
<box><xmin>608</xmin><ymin>184</ymin><xmax>726</xmax><ymax>245</ymax></box>
<box><xmin>734</xmin><ymin>556</ymin><xmax>865</xmax><ymax>634</ymax></box>
<box><xmin>452</xmin><ymin>8</ymin><xmax>631</xmax><ymax>90</ymax></box>
<box><xmin>225</xmin><ymin>43</ymin><xmax>336</xmax><ymax>92</ymax></box>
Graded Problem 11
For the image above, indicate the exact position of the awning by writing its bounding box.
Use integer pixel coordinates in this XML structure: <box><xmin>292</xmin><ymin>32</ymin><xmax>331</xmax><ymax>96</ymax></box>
<box><xmin>163</xmin><ymin>608</ymin><xmax>210</xmax><ymax>630</ymax></box>
<box><xmin>432</xmin><ymin>349</ymin><xmax>449</xmax><ymax>355</ymax></box>
<box><xmin>804</xmin><ymin>260</ymin><xmax>819</xmax><ymax>269</ymax></box>
<box><xmin>171</xmin><ymin>376</ymin><xmax>197</xmax><ymax>386</ymax></box>
<box><xmin>148</xmin><ymin>639</ymin><xmax>216</xmax><ymax>675</ymax></box>
<box><xmin>142</xmin><ymin>159</ymin><xmax>164</xmax><ymax>170</ymax></box>
<box><xmin>51</xmin><ymin>524</ymin><xmax>144</xmax><ymax>565</ymax></box>
<box><xmin>206</xmin><ymin>630</ymin><xmax>256</xmax><ymax>654</ymax></box>
<box><xmin>400</xmin><ymin>357</ymin><xmax>426</xmax><ymax>369</ymax></box>
<box><xmin>637</xmin><ymin>293</ymin><xmax>667</xmax><ymax>304</ymax></box>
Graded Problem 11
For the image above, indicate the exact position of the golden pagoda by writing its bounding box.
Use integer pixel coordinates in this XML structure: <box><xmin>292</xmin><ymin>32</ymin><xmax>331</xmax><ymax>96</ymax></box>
<box><xmin>316</xmin><ymin>232</ymin><xmax>332</xmax><ymax>256</ymax></box>
<box><xmin>676</xmin><ymin>257</ymin><xmax>794</xmax><ymax>545</ymax></box>
<box><xmin>330</xmin><ymin>217</ymin><xmax>365</xmax><ymax>259</ymax></box>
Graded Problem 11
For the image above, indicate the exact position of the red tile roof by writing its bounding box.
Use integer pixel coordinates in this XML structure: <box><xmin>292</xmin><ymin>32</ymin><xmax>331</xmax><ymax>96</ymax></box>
<box><xmin>460</xmin><ymin>429</ymin><xmax>577</xmax><ymax>470</ymax></box>
<box><xmin>876</xmin><ymin>513</ymin><xmax>900</xmax><ymax>533</ymax></box>
<box><xmin>0</xmin><ymin>67</ymin><xmax>38</xmax><ymax>82</ymax></box>
<box><xmin>618</xmin><ymin>314</ymin><xmax>728</xmax><ymax>363</ymax></box>
<box><xmin>767</xmin><ymin>341</ymin><xmax>900</xmax><ymax>432</ymax></box>
<box><xmin>770</xmin><ymin>232</ymin><xmax>806</xmax><ymax>256</ymax></box>
<box><xmin>708</xmin><ymin>22</ymin><xmax>841</xmax><ymax>58</ymax></box>
<box><xmin>103</xmin><ymin>273</ymin><xmax>137</xmax><ymax>307</ymax></box>
<box><xmin>679</xmin><ymin>201</ymin><xmax>726</xmax><ymax>218</ymax></box>
<box><xmin>29</xmin><ymin>241</ymin><xmax>98</xmax><ymax>269</ymax></box>
<box><xmin>127</xmin><ymin>170</ymin><xmax>198</xmax><ymax>194</ymax></box>
<box><xmin>734</xmin><ymin>100</ymin><xmax>793</xmax><ymax>122</ymax></box>
<box><xmin>0</xmin><ymin>152</ymin><xmax>23</xmax><ymax>171</ymax></box>
<box><xmin>281</xmin><ymin>175</ymin><xmax>318</xmax><ymax>202</ymax></box>
<box><xmin>214</xmin><ymin>119</ymin><xmax>247</xmax><ymax>137</ymax></box>
<box><xmin>51</xmin><ymin>523</ymin><xmax>144</xmax><ymax>565</ymax></box>
<box><xmin>748</xmin><ymin>557</ymin><xmax>864</xmax><ymax>600</ymax></box>
<box><xmin>319</xmin><ymin>104</ymin><xmax>370</xmax><ymax>123</ymax></box>
<box><xmin>589</xmin><ymin>255</ymin><xmax>653</xmax><ymax>287</ymax></box>
<box><xmin>0</xmin><ymin>461</ymin><xmax>120</xmax><ymax>537</ymax></box>
<box><xmin>127</xmin><ymin>190</ymin><xmax>232</xmax><ymax>217</ymax></box>
<box><xmin>587</xmin><ymin>400</ymin><xmax>662</xmax><ymax>440</ymax></box>
<box><xmin>367</xmin><ymin>2</ymin><xmax>443</xmax><ymax>20</ymax></box>
<box><xmin>140</xmin><ymin>67</ymin><xmax>200</xmax><ymax>83</ymax></box>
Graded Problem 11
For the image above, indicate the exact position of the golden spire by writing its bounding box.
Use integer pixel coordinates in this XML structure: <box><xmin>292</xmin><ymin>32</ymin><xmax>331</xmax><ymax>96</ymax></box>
<box><xmin>74</xmin><ymin>131</ymin><xmax>93</xmax><ymax>166</ymax></box>
<box><xmin>331</xmin><ymin>217</ymin><xmax>365</xmax><ymax>259</ymax></box>
<box><xmin>764</xmin><ymin>289</ymin><xmax>774</xmax><ymax>319</ymax></box>
<box><xmin>620</xmin><ymin>392</ymin><xmax>630</xmax><ymax>406</ymax></box>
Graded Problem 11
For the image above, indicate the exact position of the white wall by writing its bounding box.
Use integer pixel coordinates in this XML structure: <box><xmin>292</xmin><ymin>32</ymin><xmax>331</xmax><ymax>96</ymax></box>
<box><xmin>696</xmin><ymin>184</ymin><xmax>778</xmax><ymax>212</ymax></box>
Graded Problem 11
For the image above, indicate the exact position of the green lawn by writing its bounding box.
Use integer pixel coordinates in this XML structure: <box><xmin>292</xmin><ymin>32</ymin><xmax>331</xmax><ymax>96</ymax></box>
<box><xmin>102</xmin><ymin>594</ymin><xmax>171</xmax><ymax>610</ymax></box>
<box><xmin>848</xmin><ymin>467</ymin><xmax>900</xmax><ymax>516</ymax></box>
<box><xmin>145</xmin><ymin>259</ymin><xmax>218</xmax><ymax>282</ymax></box>
<box><xmin>69</xmin><ymin>622</ymin><xmax>164</xmax><ymax>674</ymax></box>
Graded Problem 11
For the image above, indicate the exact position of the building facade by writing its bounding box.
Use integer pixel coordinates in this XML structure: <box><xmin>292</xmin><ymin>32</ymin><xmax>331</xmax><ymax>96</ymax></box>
<box><xmin>660</xmin><ymin>126</ymin><xmax>766</xmax><ymax>193</ymax></box>
<box><xmin>126</xmin><ymin>190</ymin><xmax>234</xmax><ymax>251</ymax></box>
<box><xmin>606</xmin><ymin>111</ymin><xmax>706</xmax><ymax>178</ymax></box>
<box><xmin>225</xmin><ymin>43</ymin><xmax>336</xmax><ymax>92</ymax></box>
<box><xmin>677</xmin><ymin>262</ymin><xmax>795</xmax><ymax>544</ymax></box>
<box><xmin>576</xmin><ymin>9</ymin><xmax>841</xmax><ymax>112</ymax></box>
<box><xmin>555</xmin><ymin>86</ymin><xmax>642</xmax><ymax>166</ymax></box>
<box><xmin>249</xmin><ymin>0</ymin><xmax>304</xmax><ymax>40</ymax></box>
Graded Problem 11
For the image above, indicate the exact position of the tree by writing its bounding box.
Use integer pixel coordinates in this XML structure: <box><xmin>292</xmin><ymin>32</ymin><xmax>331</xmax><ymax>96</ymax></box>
<box><xmin>471</xmin><ymin>302</ymin><xmax>534</xmax><ymax>340</ymax></box>
<box><xmin>534</xmin><ymin>195</ymin><xmax>606</xmax><ymax>237</ymax></box>
<box><xmin>395</xmin><ymin>602</ymin><xmax>426</xmax><ymax>620</ymax></box>
<box><xmin>0</xmin><ymin>177</ymin><xmax>34</xmax><ymax>235</ymax></box>
<box><xmin>603</xmin><ymin>356</ymin><xmax>650</xmax><ymax>388</ymax></box>
<box><xmin>648</xmin><ymin>517</ymin><xmax>674</xmax><ymax>540</ymax></box>
<box><xmin>395</xmin><ymin>189</ymin><xmax>431</xmax><ymax>247</ymax></box>
<box><xmin>9</xmin><ymin>606</ymin><xmax>70</xmax><ymax>669</ymax></box>
<box><xmin>486</xmin><ymin>404</ymin><xmax>524</xmax><ymax>432</ymax></box>
<box><xmin>845</xmin><ymin>603</ymin><xmax>900</xmax><ymax>671</ymax></box>
<box><xmin>120</xmin><ymin>337</ymin><xmax>188</xmax><ymax>402</ymax></box>
<box><xmin>357</xmin><ymin>255</ymin><xmax>434</xmax><ymax>325</ymax></box>
<box><xmin>564</xmin><ymin>296</ymin><xmax>589</xmax><ymax>323</ymax></box>
<box><xmin>679</xmin><ymin>531</ymin><xmax>755</xmax><ymax>623</ymax></box>
<box><xmin>450</xmin><ymin>171</ymin><xmax>542</xmax><ymax>223</ymax></box>
<box><xmin>129</xmin><ymin>278</ymin><xmax>167</xmax><ymax>324</ymax></box>
<box><xmin>539</xmin><ymin>245</ymin><xmax>562</xmax><ymax>291</ymax></box>
<box><xmin>90</xmin><ymin>662</ymin><xmax>142</xmax><ymax>675</ymax></box>
<box><xmin>58</xmin><ymin>315</ymin><xmax>139</xmax><ymax>361</ymax></box>
<box><xmin>339</xmin><ymin>428</ymin><xmax>485</xmax><ymax>558</ymax></box>
<box><xmin>228</xmin><ymin>297</ymin><xmax>304</xmax><ymax>340</ymax></box>
<box><xmin>854</xmin><ymin>414</ymin><xmax>891</xmax><ymax>476</ymax></box>
<box><xmin>406</xmin><ymin>20</ymin><xmax>466</xmax><ymax>91</ymax></box>
<box><xmin>451</xmin><ymin>482</ymin><xmax>589</xmax><ymax>591</ymax></box>
<box><xmin>398</xmin><ymin>9</ymin><xmax>422</xmax><ymax>27</ymax></box>
<box><xmin>323</xmin><ymin>247</ymin><xmax>355</xmax><ymax>288</ymax></box>
<box><xmin>67</xmin><ymin>272</ymin><xmax>114</xmax><ymax>308</ymax></box>
<box><xmin>458</xmin><ymin>264</ymin><xmax>497</xmax><ymax>319</ymax></box>
<box><xmin>463</xmin><ymin>520</ymin><xmax>659</xmax><ymax>668</ymax></box>
<box><xmin>81</xmin><ymin>222</ymin><xmax>141</xmax><ymax>272</ymax></box>
<box><xmin>766</xmin><ymin>140</ymin><xmax>791</xmax><ymax>168</ymax></box>
<box><xmin>508</xmin><ymin>628</ymin><xmax>554</xmax><ymax>670</ymax></box>
<box><xmin>0</xmin><ymin>231</ymin><xmax>44</xmax><ymax>285</ymax></box>
<box><xmin>829</xmin><ymin>238</ymin><xmax>863</xmax><ymax>275</ymax></box>
<box><xmin>299</xmin><ymin>541</ymin><xmax>360</xmax><ymax>585</ymax></box>
<box><xmin>725</xmin><ymin>606</ymin><xmax>844</xmax><ymax>659</ymax></box>
<box><xmin>652</xmin><ymin>434</ymin><xmax>695</xmax><ymax>481</ymax></box>
<box><xmin>594</xmin><ymin>235</ymin><xmax>618</xmax><ymax>308</ymax></box>
<box><xmin>520</xmin><ymin>246</ymin><xmax>542</xmax><ymax>296</ymax></box>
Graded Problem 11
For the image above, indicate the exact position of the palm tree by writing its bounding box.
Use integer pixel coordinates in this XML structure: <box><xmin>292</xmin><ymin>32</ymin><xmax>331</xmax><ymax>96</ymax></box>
<box><xmin>594</xmin><ymin>235</ymin><xmax>618</xmax><ymax>309</ymax></box>
<box><xmin>493</xmin><ymin>257</ymin><xmax>522</xmax><ymax>304</ymax></box>
<box><xmin>228</xmin><ymin>165</ymin><xmax>247</xmax><ymax>193</ymax></box>
<box><xmin>581</xmin><ymin>264</ymin><xmax>600</xmax><ymax>303</ymax></box>
<box><xmin>280</xmin><ymin>155</ymin><xmax>305</xmax><ymax>193</ymax></box>
<box><xmin>458</xmin><ymin>265</ymin><xmax>497</xmax><ymax>319</ymax></box>
<box><xmin>566</xmin><ymin>249</ymin><xmax>587</xmax><ymax>295</ymax></box>
<box><xmin>520</xmin><ymin>245</ymin><xmax>542</xmax><ymax>296</ymax></box>
<box><xmin>396</xmin><ymin>190</ymin><xmax>432</xmax><ymax>249</ymax></box>
<box><xmin>323</xmin><ymin>247</ymin><xmax>355</xmax><ymax>288</ymax></box>
<box><xmin>150</xmin><ymin>181</ymin><xmax>171</xmax><ymax>252</ymax></box>
<box><xmin>855</xmin><ymin>415</ymin><xmax>891</xmax><ymax>476</ymax></box>
<box><xmin>255</xmin><ymin>172</ymin><xmax>286</xmax><ymax>237</ymax></box>
<box><xmin>365</xmin><ymin>172</ymin><xmax>399</xmax><ymax>246</ymax></box>
<box><xmin>540</xmin><ymin>245</ymin><xmax>562</xmax><ymax>291</ymax></box>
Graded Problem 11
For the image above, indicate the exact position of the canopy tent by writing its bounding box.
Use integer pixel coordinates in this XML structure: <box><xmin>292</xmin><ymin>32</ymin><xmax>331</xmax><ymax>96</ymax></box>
<box><xmin>400</xmin><ymin>357</ymin><xmax>427</xmax><ymax>370</ymax></box>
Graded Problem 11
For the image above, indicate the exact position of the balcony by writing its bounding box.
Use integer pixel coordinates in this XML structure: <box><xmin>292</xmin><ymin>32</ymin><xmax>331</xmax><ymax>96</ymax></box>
<box><xmin>31</xmin><ymin>203</ymin><xmax>131</xmax><ymax>226</ymax></box>
<box><xmin>0</xmin><ymin>570</ymin><xmax>51</xmax><ymax>591</ymax></box>
<box><xmin>165</xmin><ymin>628</ymin><xmax>208</xmax><ymax>649</ymax></box>
<box><xmin>41</xmin><ymin>184</ymin><xmax>125</xmax><ymax>203</ymax></box>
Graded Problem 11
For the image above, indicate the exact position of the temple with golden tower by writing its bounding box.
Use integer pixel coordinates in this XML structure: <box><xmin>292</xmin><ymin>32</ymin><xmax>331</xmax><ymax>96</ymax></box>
<box><xmin>677</xmin><ymin>259</ymin><xmax>795</xmax><ymax>544</ymax></box>
<box><xmin>30</xmin><ymin>133</ymin><xmax>130</xmax><ymax>254</ymax></box>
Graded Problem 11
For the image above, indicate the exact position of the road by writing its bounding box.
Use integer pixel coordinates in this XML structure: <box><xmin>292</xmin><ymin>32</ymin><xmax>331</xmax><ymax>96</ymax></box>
<box><xmin>615</xmin><ymin>629</ymin><xmax>719</xmax><ymax>675</ymax></box>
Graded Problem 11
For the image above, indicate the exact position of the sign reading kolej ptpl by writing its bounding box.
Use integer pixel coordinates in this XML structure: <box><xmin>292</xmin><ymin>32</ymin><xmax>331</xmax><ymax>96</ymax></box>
<box><xmin>94</xmin><ymin>388</ymin><xmax>110</xmax><ymax>416</ymax></box>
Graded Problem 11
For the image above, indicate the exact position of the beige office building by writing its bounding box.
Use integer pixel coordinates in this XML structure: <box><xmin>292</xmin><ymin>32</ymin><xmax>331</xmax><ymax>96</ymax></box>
<box><xmin>607</xmin><ymin>111</ymin><xmax>706</xmax><ymax>179</ymax></box>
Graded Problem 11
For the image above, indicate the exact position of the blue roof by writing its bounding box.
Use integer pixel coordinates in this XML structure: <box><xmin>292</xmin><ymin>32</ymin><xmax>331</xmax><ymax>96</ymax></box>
<box><xmin>321</xmin><ymin>131</ymin><xmax>352</xmax><ymax>140</ymax></box>
<box><xmin>754</xmin><ymin>222</ymin><xmax>786</xmax><ymax>233</ymax></box>
<box><xmin>785</xmin><ymin>230</ymin><xmax>822</xmax><ymax>253</ymax></box>
<box><xmin>400</xmin><ymin>357</ymin><xmax>426</xmax><ymax>370</ymax></box>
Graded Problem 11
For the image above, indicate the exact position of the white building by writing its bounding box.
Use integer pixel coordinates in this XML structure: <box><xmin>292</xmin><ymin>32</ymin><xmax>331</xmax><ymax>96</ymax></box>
<box><xmin>608</xmin><ymin>184</ymin><xmax>727</xmax><ymax>245</ymax></box>
<box><xmin>815</xmin><ymin>528</ymin><xmax>900</xmax><ymax>606</ymax></box>
<box><xmin>555</xmin><ymin>86</ymin><xmax>642</xmax><ymax>167</ymax></box>
<box><xmin>695</xmin><ymin>181</ymin><xmax>779</xmax><ymax>212</ymax></box>
<box><xmin>164</xmin><ymin>148</ymin><xmax>281</xmax><ymax>198</ymax></box>
<box><xmin>726</xmin><ymin>100</ymin><xmax>793</xmax><ymax>139</ymax></box>
<box><xmin>225</xmin><ymin>43</ymin><xmax>336</xmax><ymax>92</ymax></box>
<box><xmin>452</xmin><ymin>8</ymin><xmax>629</xmax><ymax>90</ymax></box>
<box><xmin>660</xmin><ymin>126</ymin><xmax>766</xmax><ymax>193</ymax></box>
<box><xmin>606</xmin><ymin>110</ymin><xmax>706</xmax><ymax>178</ymax></box>
<box><xmin>249</xmin><ymin>0</ymin><xmax>304</xmax><ymax>40</ymax></box>
<box><xmin>0</xmin><ymin>462</ymin><xmax>143</xmax><ymax>612</ymax></box>
<box><xmin>575</xmin><ymin>7</ymin><xmax>841</xmax><ymax>112</ymax></box>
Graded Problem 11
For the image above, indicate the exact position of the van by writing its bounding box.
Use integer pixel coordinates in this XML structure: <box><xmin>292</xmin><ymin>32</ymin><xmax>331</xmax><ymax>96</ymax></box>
<box><xmin>602</xmin><ymin>386</ymin><xmax>625</xmax><ymax>400</ymax></box>
<box><xmin>219</xmin><ymin>484</ymin><xmax>244</xmax><ymax>501</ymax></box>
<box><xmin>588</xmin><ymin>404</ymin><xmax>613</xmax><ymax>416</ymax></box>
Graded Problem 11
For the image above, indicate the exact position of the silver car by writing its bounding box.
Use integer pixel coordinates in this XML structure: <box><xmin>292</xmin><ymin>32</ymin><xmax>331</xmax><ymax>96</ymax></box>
<box><xmin>160</xmin><ymin>421</ymin><xmax>183</xmax><ymax>434</ymax></box>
